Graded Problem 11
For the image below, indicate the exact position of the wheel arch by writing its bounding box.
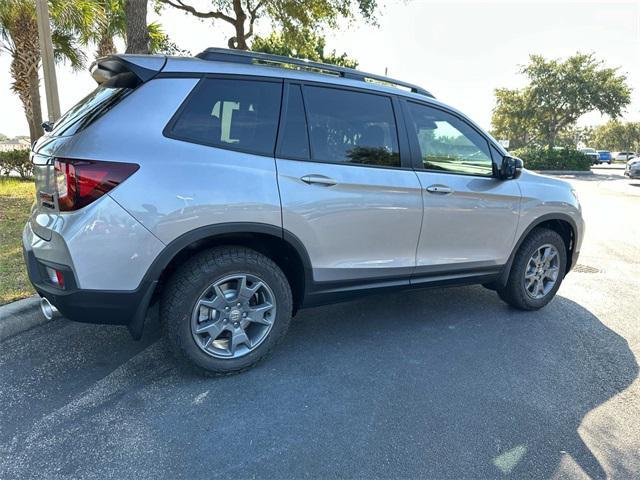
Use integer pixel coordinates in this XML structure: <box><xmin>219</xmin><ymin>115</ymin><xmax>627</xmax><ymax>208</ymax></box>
<box><xmin>129</xmin><ymin>223</ymin><xmax>312</xmax><ymax>339</ymax></box>
<box><xmin>497</xmin><ymin>214</ymin><xmax>578</xmax><ymax>289</ymax></box>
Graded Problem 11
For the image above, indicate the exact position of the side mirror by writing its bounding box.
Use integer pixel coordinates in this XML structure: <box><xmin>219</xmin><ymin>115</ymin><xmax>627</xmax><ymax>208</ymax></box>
<box><xmin>42</xmin><ymin>121</ymin><xmax>54</xmax><ymax>133</ymax></box>
<box><xmin>499</xmin><ymin>155</ymin><xmax>523</xmax><ymax>180</ymax></box>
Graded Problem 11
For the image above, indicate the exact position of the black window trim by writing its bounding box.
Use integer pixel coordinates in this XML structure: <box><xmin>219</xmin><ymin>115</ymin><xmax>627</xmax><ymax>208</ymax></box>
<box><xmin>163</xmin><ymin>74</ymin><xmax>284</xmax><ymax>158</ymax></box>
<box><xmin>400</xmin><ymin>98</ymin><xmax>502</xmax><ymax>179</ymax></box>
<box><xmin>275</xmin><ymin>81</ymin><xmax>311</xmax><ymax>162</ymax></box>
<box><xmin>275</xmin><ymin>79</ymin><xmax>413</xmax><ymax>171</ymax></box>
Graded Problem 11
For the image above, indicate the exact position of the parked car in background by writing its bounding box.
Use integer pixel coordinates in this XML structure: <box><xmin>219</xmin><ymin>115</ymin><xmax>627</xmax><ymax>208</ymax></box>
<box><xmin>580</xmin><ymin>148</ymin><xmax>600</xmax><ymax>165</ymax></box>
<box><xmin>23</xmin><ymin>48</ymin><xmax>584</xmax><ymax>375</ymax></box>
<box><xmin>614</xmin><ymin>151</ymin><xmax>637</xmax><ymax>162</ymax></box>
<box><xmin>596</xmin><ymin>150</ymin><xmax>612</xmax><ymax>164</ymax></box>
<box><xmin>625</xmin><ymin>157</ymin><xmax>640</xmax><ymax>179</ymax></box>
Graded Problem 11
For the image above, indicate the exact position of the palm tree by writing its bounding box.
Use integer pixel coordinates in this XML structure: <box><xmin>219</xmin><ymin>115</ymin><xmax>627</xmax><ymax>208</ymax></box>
<box><xmin>0</xmin><ymin>0</ymin><xmax>102</xmax><ymax>142</ymax></box>
<box><xmin>95</xmin><ymin>0</ymin><xmax>123</xmax><ymax>57</ymax></box>
<box><xmin>93</xmin><ymin>0</ymin><xmax>184</xmax><ymax>59</ymax></box>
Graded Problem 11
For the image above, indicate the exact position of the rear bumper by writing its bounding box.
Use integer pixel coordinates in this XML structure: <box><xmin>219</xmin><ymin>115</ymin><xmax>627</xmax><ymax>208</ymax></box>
<box><xmin>23</xmin><ymin>223</ymin><xmax>155</xmax><ymax>338</ymax></box>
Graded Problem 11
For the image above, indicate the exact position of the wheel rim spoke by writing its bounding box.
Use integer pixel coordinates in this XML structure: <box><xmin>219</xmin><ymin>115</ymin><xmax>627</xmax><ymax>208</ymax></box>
<box><xmin>195</xmin><ymin>320</ymin><xmax>225</xmax><ymax>338</ymax></box>
<box><xmin>230</xmin><ymin>327</ymin><xmax>251</xmax><ymax>354</ymax></box>
<box><xmin>238</xmin><ymin>276</ymin><xmax>262</xmax><ymax>302</ymax></box>
<box><xmin>247</xmin><ymin>303</ymin><xmax>273</xmax><ymax>325</ymax></box>
<box><xmin>198</xmin><ymin>294</ymin><xmax>226</xmax><ymax>311</ymax></box>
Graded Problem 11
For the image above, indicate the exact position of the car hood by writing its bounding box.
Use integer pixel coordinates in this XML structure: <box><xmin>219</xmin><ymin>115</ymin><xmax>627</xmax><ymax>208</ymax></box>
<box><xmin>519</xmin><ymin>168</ymin><xmax>573</xmax><ymax>189</ymax></box>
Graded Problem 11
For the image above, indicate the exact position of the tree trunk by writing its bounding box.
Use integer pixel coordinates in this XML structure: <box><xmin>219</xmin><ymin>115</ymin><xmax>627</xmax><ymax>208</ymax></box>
<box><xmin>125</xmin><ymin>0</ymin><xmax>150</xmax><ymax>54</ymax></box>
<box><xmin>229</xmin><ymin>0</ymin><xmax>248</xmax><ymax>50</ymax></box>
<box><xmin>96</xmin><ymin>34</ymin><xmax>116</xmax><ymax>58</ymax></box>
<box><xmin>28</xmin><ymin>67</ymin><xmax>44</xmax><ymax>140</ymax></box>
<box><xmin>9</xmin><ymin>9</ymin><xmax>43</xmax><ymax>143</ymax></box>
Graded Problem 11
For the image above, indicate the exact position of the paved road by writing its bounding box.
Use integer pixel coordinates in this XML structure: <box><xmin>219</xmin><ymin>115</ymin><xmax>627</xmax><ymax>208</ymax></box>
<box><xmin>1</xmin><ymin>171</ymin><xmax>639</xmax><ymax>479</ymax></box>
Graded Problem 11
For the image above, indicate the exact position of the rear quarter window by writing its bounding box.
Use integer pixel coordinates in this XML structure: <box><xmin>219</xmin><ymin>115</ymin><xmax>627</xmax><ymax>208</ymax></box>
<box><xmin>167</xmin><ymin>78</ymin><xmax>283</xmax><ymax>157</ymax></box>
<box><xmin>50</xmin><ymin>86</ymin><xmax>130</xmax><ymax>137</ymax></box>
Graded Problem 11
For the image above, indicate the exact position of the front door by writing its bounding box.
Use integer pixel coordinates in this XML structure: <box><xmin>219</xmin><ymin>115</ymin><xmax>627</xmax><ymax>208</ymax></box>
<box><xmin>402</xmin><ymin>100</ymin><xmax>521</xmax><ymax>278</ymax></box>
<box><xmin>276</xmin><ymin>84</ymin><xmax>423</xmax><ymax>285</ymax></box>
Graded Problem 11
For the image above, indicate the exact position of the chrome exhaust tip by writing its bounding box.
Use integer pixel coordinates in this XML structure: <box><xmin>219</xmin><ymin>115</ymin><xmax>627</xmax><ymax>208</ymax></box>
<box><xmin>40</xmin><ymin>297</ymin><xmax>60</xmax><ymax>320</ymax></box>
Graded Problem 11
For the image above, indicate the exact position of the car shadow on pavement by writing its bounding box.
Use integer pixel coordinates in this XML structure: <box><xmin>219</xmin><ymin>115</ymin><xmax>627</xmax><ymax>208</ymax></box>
<box><xmin>0</xmin><ymin>285</ymin><xmax>637</xmax><ymax>479</ymax></box>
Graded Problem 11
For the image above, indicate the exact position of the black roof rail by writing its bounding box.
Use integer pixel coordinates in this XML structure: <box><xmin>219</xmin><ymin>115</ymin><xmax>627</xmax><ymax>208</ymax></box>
<box><xmin>196</xmin><ymin>48</ymin><xmax>434</xmax><ymax>98</ymax></box>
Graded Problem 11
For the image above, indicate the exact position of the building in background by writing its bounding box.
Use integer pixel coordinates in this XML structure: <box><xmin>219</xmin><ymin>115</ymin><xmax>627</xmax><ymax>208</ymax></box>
<box><xmin>0</xmin><ymin>138</ymin><xmax>30</xmax><ymax>152</ymax></box>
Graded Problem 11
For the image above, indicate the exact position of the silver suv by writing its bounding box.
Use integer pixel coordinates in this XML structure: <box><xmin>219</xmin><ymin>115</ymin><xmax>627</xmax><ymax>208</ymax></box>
<box><xmin>23</xmin><ymin>49</ymin><xmax>584</xmax><ymax>374</ymax></box>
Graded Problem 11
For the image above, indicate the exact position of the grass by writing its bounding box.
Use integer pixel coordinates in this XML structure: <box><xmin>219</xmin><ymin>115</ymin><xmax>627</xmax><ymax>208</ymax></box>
<box><xmin>0</xmin><ymin>177</ymin><xmax>35</xmax><ymax>304</ymax></box>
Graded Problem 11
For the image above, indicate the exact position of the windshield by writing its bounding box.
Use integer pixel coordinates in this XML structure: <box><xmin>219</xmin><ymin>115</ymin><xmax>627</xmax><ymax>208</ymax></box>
<box><xmin>50</xmin><ymin>86</ymin><xmax>130</xmax><ymax>137</ymax></box>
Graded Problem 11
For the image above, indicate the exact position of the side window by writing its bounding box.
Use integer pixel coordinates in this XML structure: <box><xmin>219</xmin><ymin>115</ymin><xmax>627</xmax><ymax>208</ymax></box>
<box><xmin>303</xmin><ymin>86</ymin><xmax>400</xmax><ymax>167</ymax></box>
<box><xmin>278</xmin><ymin>84</ymin><xmax>309</xmax><ymax>159</ymax></box>
<box><xmin>169</xmin><ymin>78</ymin><xmax>282</xmax><ymax>156</ymax></box>
<box><xmin>405</xmin><ymin>101</ymin><xmax>493</xmax><ymax>176</ymax></box>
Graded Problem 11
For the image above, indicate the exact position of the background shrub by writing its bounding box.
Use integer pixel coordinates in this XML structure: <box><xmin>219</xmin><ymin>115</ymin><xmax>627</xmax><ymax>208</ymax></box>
<box><xmin>0</xmin><ymin>149</ymin><xmax>32</xmax><ymax>179</ymax></box>
<box><xmin>510</xmin><ymin>147</ymin><xmax>592</xmax><ymax>171</ymax></box>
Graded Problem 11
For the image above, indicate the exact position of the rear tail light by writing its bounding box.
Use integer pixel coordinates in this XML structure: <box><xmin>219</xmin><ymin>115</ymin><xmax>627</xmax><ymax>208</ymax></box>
<box><xmin>54</xmin><ymin>158</ymin><xmax>138</xmax><ymax>211</ymax></box>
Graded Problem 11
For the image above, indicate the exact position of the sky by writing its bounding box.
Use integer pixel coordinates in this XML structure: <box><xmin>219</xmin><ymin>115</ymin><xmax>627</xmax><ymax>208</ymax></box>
<box><xmin>0</xmin><ymin>0</ymin><xmax>639</xmax><ymax>138</ymax></box>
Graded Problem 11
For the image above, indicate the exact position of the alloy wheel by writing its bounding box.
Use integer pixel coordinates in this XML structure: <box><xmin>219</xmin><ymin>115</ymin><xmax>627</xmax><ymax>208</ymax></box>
<box><xmin>523</xmin><ymin>244</ymin><xmax>560</xmax><ymax>299</ymax></box>
<box><xmin>191</xmin><ymin>274</ymin><xmax>276</xmax><ymax>359</ymax></box>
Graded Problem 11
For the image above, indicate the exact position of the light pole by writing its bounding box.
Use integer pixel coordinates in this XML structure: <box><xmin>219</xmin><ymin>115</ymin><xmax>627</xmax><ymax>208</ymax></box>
<box><xmin>35</xmin><ymin>0</ymin><xmax>61</xmax><ymax>122</ymax></box>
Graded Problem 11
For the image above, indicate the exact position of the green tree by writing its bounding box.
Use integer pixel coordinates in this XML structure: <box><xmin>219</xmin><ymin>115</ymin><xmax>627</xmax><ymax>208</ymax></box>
<box><xmin>0</xmin><ymin>0</ymin><xmax>103</xmax><ymax>142</ymax></box>
<box><xmin>491</xmin><ymin>53</ymin><xmax>631</xmax><ymax>148</ymax></box>
<box><xmin>490</xmin><ymin>88</ymin><xmax>536</xmax><ymax>149</ymax></box>
<box><xmin>158</xmin><ymin>0</ymin><xmax>377</xmax><ymax>51</ymax></box>
<box><xmin>251</xmin><ymin>30</ymin><xmax>357</xmax><ymax>68</ymax></box>
<box><xmin>589</xmin><ymin>120</ymin><xmax>640</xmax><ymax>153</ymax></box>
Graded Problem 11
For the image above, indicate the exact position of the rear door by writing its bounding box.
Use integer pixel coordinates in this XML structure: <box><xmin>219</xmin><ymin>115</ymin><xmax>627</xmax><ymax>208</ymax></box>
<box><xmin>401</xmin><ymin>100</ymin><xmax>521</xmax><ymax>279</ymax></box>
<box><xmin>275</xmin><ymin>83</ymin><xmax>423</xmax><ymax>285</ymax></box>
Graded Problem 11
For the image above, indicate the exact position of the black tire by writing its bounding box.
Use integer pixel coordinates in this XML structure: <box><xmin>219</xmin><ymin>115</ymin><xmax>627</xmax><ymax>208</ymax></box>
<box><xmin>497</xmin><ymin>228</ymin><xmax>567</xmax><ymax>310</ymax></box>
<box><xmin>161</xmin><ymin>246</ymin><xmax>292</xmax><ymax>375</ymax></box>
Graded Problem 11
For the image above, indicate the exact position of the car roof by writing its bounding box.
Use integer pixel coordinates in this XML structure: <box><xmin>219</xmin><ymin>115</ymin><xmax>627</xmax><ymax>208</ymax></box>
<box><xmin>162</xmin><ymin>55</ymin><xmax>439</xmax><ymax>102</ymax></box>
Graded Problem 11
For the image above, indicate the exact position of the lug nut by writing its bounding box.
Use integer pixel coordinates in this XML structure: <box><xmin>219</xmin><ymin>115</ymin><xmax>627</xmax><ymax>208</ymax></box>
<box><xmin>223</xmin><ymin>318</ymin><xmax>228</xmax><ymax>323</ymax></box>
<box><xmin>236</xmin><ymin>302</ymin><xmax>241</xmax><ymax>307</ymax></box>
<box><xmin>234</xmin><ymin>322</ymin><xmax>240</xmax><ymax>328</ymax></box>
<box><xmin>242</xmin><ymin>312</ymin><xmax>247</xmax><ymax>318</ymax></box>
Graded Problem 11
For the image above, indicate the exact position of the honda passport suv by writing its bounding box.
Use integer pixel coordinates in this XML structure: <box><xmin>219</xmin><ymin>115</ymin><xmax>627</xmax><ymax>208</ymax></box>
<box><xmin>24</xmin><ymin>48</ymin><xmax>584</xmax><ymax>374</ymax></box>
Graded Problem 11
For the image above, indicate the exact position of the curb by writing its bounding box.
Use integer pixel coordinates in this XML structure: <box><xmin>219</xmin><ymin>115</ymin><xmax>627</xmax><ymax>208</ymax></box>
<box><xmin>592</xmin><ymin>165</ymin><xmax>626</xmax><ymax>170</ymax></box>
<box><xmin>0</xmin><ymin>295</ymin><xmax>51</xmax><ymax>342</ymax></box>
<box><xmin>534</xmin><ymin>170</ymin><xmax>594</xmax><ymax>175</ymax></box>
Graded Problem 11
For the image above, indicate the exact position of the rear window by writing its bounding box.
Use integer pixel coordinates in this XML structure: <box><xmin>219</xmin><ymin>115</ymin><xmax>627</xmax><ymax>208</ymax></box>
<box><xmin>50</xmin><ymin>86</ymin><xmax>130</xmax><ymax>137</ymax></box>
<box><xmin>303</xmin><ymin>86</ymin><xmax>400</xmax><ymax>168</ymax></box>
<box><xmin>167</xmin><ymin>78</ymin><xmax>283</xmax><ymax>156</ymax></box>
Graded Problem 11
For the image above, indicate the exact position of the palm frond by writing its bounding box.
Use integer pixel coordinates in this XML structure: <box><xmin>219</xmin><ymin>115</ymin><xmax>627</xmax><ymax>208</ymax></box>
<box><xmin>51</xmin><ymin>29</ymin><xmax>86</xmax><ymax>70</ymax></box>
<box><xmin>49</xmin><ymin>0</ymin><xmax>107</xmax><ymax>42</ymax></box>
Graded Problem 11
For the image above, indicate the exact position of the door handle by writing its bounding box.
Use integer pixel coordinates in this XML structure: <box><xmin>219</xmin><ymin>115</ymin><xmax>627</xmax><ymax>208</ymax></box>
<box><xmin>301</xmin><ymin>174</ymin><xmax>337</xmax><ymax>187</ymax></box>
<box><xmin>426</xmin><ymin>184</ymin><xmax>452</xmax><ymax>194</ymax></box>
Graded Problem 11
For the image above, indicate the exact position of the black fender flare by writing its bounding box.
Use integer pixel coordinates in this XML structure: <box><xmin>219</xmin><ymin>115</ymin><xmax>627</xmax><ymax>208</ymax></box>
<box><xmin>128</xmin><ymin>222</ymin><xmax>313</xmax><ymax>339</ymax></box>
<box><xmin>496</xmin><ymin>213</ymin><xmax>579</xmax><ymax>289</ymax></box>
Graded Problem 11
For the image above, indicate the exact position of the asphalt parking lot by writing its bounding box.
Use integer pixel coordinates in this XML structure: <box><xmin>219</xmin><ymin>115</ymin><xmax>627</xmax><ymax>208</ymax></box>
<box><xmin>1</xmin><ymin>170</ymin><xmax>639</xmax><ymax>479</ymax></box>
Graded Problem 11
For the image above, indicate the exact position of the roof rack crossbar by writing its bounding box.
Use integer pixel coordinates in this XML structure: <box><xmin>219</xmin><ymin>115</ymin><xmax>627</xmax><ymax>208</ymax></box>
<box><xmin>195</xmin><ymin>48</ymin><xmax>434</xmax><ymax>98</ymax></box>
